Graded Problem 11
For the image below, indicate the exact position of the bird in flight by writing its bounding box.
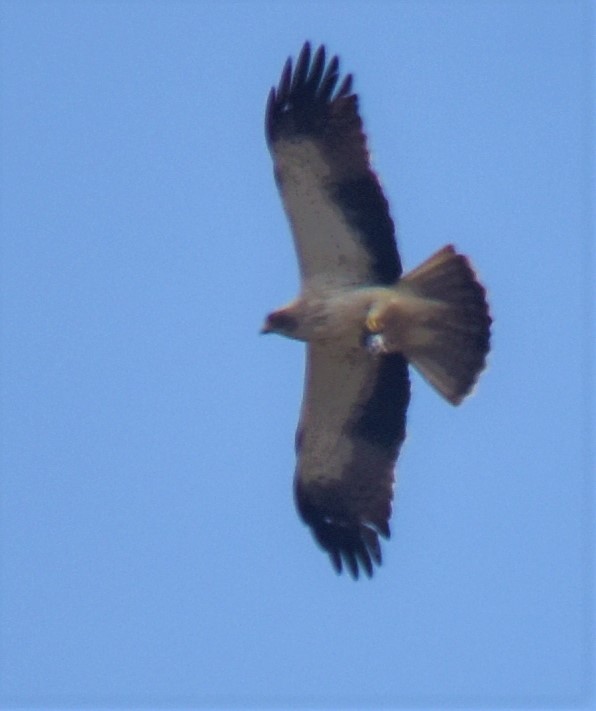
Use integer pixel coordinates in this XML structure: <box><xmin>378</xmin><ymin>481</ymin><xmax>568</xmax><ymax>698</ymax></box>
<box><xmin>261</xmin><ymin>42</ymin><xmax>491</xmax><ymax>578</ymax></box>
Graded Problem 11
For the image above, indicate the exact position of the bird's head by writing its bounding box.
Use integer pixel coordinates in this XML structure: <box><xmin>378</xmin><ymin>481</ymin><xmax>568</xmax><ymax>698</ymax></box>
<box><xmin>260</xmin><ymin>307</ymin><xmax>299</xmax><ymax>337</ymax></box>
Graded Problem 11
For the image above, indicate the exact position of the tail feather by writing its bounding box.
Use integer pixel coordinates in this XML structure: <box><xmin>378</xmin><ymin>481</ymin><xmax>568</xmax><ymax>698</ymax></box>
<box><xmin>395</xmin><ymin>245</ymin><xmax>491</xmax><ymax>405</ymax></box>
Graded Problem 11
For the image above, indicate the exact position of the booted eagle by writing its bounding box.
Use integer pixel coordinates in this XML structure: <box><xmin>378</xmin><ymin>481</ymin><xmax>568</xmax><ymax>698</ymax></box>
<box><xmin>261</xmin><ymin>43</ymin><xmax>491</xmax><ymax>578</ymax></box>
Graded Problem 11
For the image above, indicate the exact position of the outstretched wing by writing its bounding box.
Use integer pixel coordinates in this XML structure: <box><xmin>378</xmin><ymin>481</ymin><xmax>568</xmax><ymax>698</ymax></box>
<box><xmin>294</xmin><ymin>344</ymin><xmax>410</xmax><ymax>578</ymax></box>
<box><xmin>266</xmin><ymin>42</ymin><xmax>401</xmax><ymax>288</ymax></box>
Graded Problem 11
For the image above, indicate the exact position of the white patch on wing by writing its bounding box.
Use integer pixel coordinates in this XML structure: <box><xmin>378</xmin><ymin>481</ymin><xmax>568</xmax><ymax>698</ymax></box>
<box><xmin>274</xmin><ymin>137</ymin><xmax>375</xmax><ymax>288</ymax></box>
<box><xmin>296</xmin><ymin>343</ymin><xmax>376</xmax><ymax>485</ymax></box>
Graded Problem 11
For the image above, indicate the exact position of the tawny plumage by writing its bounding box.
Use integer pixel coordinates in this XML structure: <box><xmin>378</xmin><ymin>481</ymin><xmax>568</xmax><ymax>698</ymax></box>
<box><xmin>262</xmin><ymin>43</ymin><xmax>491</xmax><ymax>578</ymax></box>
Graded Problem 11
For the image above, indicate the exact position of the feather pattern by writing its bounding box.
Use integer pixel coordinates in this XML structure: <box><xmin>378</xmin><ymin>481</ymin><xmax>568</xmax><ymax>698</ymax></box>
<box><xmin>266</xmin><ymin>42</ymin><xmax>401</xmax><ymax>287</ymax></box>
<box><xmin>263</xmin><ymin>43</ymin><xmax>490</xmax><ymax>579</ymax></box>
<box><xmin>294</xmin><ymin>344</ymin><xmax>409</xmax><ymax>578</ymax></box>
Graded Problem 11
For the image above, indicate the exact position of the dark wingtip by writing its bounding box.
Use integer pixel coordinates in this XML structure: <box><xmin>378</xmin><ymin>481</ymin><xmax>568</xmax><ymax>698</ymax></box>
<box><xmin>291</xmin><ymin>42</ymin><xmax>311</xmax><ymax>93</ymax></box>
<box><xmin>309</xmin><ymin>517</ymin><xmax>382</xmax><ymax>580</ymax></box>
<box><xmin>265</xmin><ymin>87</ymin><xmax>276</xmax><ymax>139</ymax></box>
<box><xmin>307</xmin><ymin>44</ymin><xmax>326</xmax><ymax>89</ymax></box>
<box><xmin>265</xmin><ymin>42</ymin><xmax>355</xmax><ymax>145</ymax></box>
<box><xmin>278</xmin><ymin>57</ymin><xmax>292</xmax><ymax>97</ymax></box>
<box><xmin>294</xmin><ymin>461</ymin><xmax>395</xmax><ymax>580</ymax></box>
<box><xmin>336</xmin><ymin>73</ymin><xmax>353</xmax><ymax>98</ymax></box>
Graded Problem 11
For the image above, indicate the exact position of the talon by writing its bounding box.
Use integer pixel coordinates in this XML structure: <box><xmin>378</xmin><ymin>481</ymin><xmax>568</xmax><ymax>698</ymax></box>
<box><xmin>366</xmin><ymin>333</ymin><xmax>387</xmax><ymax>355</ymax></box>
<box><xmin>366</xmin><ymin>314</ymin><xmax>382</xmax><ymax>333</ymax></box>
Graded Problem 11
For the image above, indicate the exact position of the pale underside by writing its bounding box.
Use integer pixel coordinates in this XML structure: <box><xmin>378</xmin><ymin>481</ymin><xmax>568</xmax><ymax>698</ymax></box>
<box><xmin>295</xmin><ymin>341</ymin><xmax>399</xmax><ymax>543</ymax></box>
<box><xmin>275</xmin><ymin>137</ymin><xmax>380</xmax><ymax>290</ymax></box>
<box><xmin>297</xmin><ymin>343</ymin><xmax>367</xmax><ymax>480</ymax></box>
<box><xmin>271</xmin><ymin>128</ymin><xmax>403</xmax><ymax>547</ymax></box>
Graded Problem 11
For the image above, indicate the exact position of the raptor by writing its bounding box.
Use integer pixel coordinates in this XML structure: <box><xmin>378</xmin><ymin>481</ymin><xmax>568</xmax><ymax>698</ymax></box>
<box><xmin>262</xmin><ymin>43</ymin><xmax>491</xmax><ymax>578</ymax></box>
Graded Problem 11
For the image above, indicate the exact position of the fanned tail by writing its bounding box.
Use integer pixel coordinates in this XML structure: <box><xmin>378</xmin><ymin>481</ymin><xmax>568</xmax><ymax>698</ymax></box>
<box><xmin>394</xmin><ymin>245</ymin><xmax>491</xmax><ymax>405</ymax></box>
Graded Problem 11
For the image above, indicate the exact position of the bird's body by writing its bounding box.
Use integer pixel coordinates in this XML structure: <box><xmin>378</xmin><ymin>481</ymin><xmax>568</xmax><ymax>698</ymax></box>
<box><xmin>264</xmin><ymin>286</ymin><xmax>388</xmax><ymax>344</ymax></box>
<box><xmin>262</xmin><ymin>43</ymin><xmax>491</xmax><ymax>578</ymax></box>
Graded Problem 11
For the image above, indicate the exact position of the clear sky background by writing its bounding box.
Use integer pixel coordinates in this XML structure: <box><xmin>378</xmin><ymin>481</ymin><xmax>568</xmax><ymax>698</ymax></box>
<box><xmin>0</xmin><ymin>1</ymin><xmax>592</xmax><ymax>709</ymax></box>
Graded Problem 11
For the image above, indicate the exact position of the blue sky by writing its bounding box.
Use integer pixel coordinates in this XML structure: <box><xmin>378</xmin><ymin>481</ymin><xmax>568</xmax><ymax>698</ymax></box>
<box><xmin>0</xmin><ymin>1</ymin><xmax>592</xmax><ymax>709</ymax></box>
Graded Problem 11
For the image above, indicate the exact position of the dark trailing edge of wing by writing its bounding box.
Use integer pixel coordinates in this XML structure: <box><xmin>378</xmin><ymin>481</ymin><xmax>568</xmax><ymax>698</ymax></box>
<box><xmin>266</xmin><ymin>42</ymin><xmax>402</xmax><ymax>284</ymax></box>
<box><xmin>295</xmin><ymin>354</ymin><xmax>410</xmax><ymax>579</ymax></box>
<box><xmin>353</xmin><ymin>353</ymin><xmax>410</xmax><ymax>451</ymax></box>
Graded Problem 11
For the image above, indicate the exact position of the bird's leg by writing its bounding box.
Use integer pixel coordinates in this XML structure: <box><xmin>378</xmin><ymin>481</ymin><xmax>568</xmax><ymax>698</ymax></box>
<box><xmin>363</xmin><ymin>304</ymin><xmax>388</xmax><ymax>355</ymax></box>
<box><xmin>365</xmin><ymin>313</ymin><xmax>382</xmax><ymax>334</ymax></box>
<box><xmin>366</xmin><ymin>332</ymin><xmax>388</xmax><ymax>355</ymax></box>
<box><xmin>365</xmin><ymin>296</ymin><xmax>389</xmax><ymax>333</ymax></box>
